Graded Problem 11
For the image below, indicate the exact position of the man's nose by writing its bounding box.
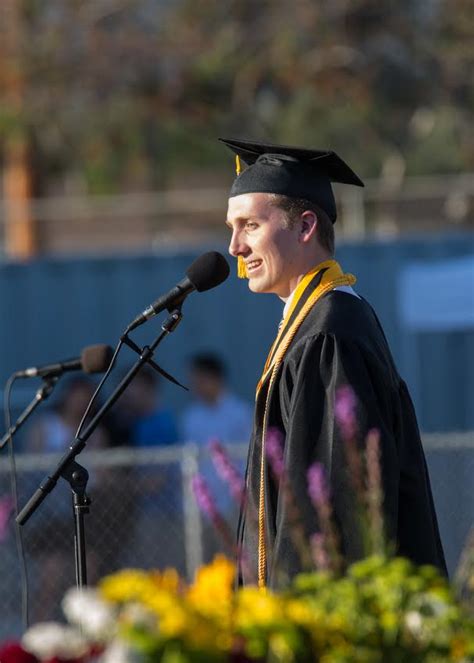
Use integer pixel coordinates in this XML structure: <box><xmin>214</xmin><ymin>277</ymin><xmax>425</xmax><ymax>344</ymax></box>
<box><xmin>228</xmin><ymin>229</ymin><xmax>247</xmax><ymax>257</ymax></box>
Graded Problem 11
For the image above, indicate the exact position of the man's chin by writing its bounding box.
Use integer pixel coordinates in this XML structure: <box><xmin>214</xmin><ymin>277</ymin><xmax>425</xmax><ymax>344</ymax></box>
<box><xmin>248</xmin><ymin>278</ymin><xmax>270</xmax><ymax>294</ymax></box>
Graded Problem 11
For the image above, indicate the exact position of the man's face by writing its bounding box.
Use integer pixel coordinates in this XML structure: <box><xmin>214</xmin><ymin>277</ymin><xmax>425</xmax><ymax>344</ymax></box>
<box><xmin>226</xmin><ymin>193</ymin><xmax>304</xmax><ymax>298</ymax></box>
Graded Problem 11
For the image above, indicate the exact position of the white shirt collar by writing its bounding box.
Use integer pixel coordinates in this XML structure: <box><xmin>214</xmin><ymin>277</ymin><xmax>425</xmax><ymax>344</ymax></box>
<box><xmin>281</xmin><ymin>283</ymin><xmax>360</xmax><ymax>322</ymax></box>
<box><xmin>282</xmin><ymin>291</ymin><xmax>296</xmax><ymax>320</ymax></box>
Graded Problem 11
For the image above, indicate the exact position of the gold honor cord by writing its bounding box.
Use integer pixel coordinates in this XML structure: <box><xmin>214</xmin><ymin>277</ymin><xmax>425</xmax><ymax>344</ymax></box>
<box><xmin>255</xmin><ymin>261</ymin><xmax>356</xmax><ymax>588</ymax></box>
<box><xmin>258</xmin><ymin>260</ymin><xmax>334</xmax><ymax>384</ymax></box>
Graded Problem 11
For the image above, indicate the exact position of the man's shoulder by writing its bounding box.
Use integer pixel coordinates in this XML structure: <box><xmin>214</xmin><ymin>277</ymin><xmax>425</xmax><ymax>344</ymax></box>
<box><xmin>303</xmin><ymin>289</ymin><xmax>378</xmax><ymax>335</ymax></box>
<box><xmin>287</xmin><ymin>290</ymin><xmax>399</xmax><ymax>379</ymax></box>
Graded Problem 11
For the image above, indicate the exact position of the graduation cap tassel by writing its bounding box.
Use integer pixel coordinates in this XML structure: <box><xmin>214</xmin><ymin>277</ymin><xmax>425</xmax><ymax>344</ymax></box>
<box><xmin>235</xmin><ymin>155</ymin><xmax>242</xmax><ymax>175</ymax></box>
<box><xmin>237</xmin><ymin>255</ymin><xmax>248</xmax><ymax>279</ymax></box>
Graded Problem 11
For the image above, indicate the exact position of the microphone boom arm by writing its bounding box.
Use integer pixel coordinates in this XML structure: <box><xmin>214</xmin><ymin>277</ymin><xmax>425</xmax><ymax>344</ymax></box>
<box><xmin>16</xmin><ymin>308</ymin><xmax>184</xmax><ymax>529</ymax></box>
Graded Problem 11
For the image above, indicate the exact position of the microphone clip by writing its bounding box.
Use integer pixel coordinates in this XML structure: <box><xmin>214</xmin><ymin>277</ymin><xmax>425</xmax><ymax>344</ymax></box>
<box><xmin>121</xmin><ymin>308</ymin><xmax>188</xmax><ymax>391</ymax></box>
<box><xmin>34</xmin><ymin>374</ymin><xmax>60</xmax><ymax>399</ymax></box>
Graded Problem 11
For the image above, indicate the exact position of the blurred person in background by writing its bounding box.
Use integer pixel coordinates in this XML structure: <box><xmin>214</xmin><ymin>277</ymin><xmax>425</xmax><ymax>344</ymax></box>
<box><xmin>181</xmin><ymin>353</ymin><xmax>252</xmax><ymax>445</ymax></box>
<box><xmin>222</xmin><ymin>137</ymin><xmax>447</xmax><ymax>588</ymax></box>
<box><xmin>122</xmin><ymin>367</ymin><xmax>178</xmax><ymax>447</ymax></box>
<box><xmin>181</xmin><ymin>353</ymin><xmax>253</xmax><ymax>560</ymax></box>
<box><xmin>26</xmin><ymin>376</ymin><xmax>109</xmax><ymax>453</ymax></box>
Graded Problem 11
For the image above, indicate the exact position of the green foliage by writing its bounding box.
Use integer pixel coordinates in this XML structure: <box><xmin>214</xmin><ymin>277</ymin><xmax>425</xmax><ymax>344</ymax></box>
<box><xmin>0</xmin><ymin>0</ymin><xmax>472</xmax><ymax>192</ymax></box>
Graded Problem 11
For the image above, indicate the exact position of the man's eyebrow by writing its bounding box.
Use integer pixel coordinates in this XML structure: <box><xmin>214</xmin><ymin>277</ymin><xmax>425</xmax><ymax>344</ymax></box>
<box><xmin>226</xmin><ymin>215</ymin><xmax>259</xmax><ymax>228</ymax></box>
<box><xmin>225</xmin><ymin>216</ymin><xmax>244</xmax><ymax>229</ymax></box>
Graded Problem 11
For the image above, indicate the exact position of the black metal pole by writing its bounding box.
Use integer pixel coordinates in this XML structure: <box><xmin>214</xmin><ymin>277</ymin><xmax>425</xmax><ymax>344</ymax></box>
<box><xmin>62</xmin><ymin>460</ymin><xmax>90</xmax><ymax>587</ymax></box>
<box><xmin>74</xmin><ymin>498</ymin><xmax>88</xmax><ymax>587</ymax></box>
<box><xmin>0</xmin><ymin>376</ymin><xmax>59</xmax><ymax>450</ymax></box>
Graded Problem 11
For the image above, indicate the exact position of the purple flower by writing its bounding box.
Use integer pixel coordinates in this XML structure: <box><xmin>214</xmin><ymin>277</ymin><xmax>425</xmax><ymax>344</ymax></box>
<box><xmin>365</xmin><ymin>428</ymin><xmax>385</xmax><ymax>554</ymax></box>
<box><xmin>266</xmin><ymin>427</ymin><xmax>285</xmax><ymax>479</ymax></box>
<box><xmin>335</xmin><ymin>385</ymin><xmax>358</xmax><ymax>441</ymax></box>
<box><xmin>307</xmin><ymin>463</ymin><xmax>330</xmax><ymax>507</ymax></box>
<box><xmin>310</xmin><ymin>533</ymin><xmax>329</xmax><ymax>571</ymax></box>
<box><xmin>192</xmin><ymin>473</ymin><xmax>239</xmax><ymax>555</ymax></box>
<box><xmin>0</xmin><ymin>495</ymin><xmax>13</xmax><ymax>544</ymax></box>
<box><xmin>307</xmin><ymin>464</ymin><xmax>342</xmax><ymax>573</ymax></box>
<box><xmin>191</xmin><ymin>474</ymin><xmax>219</xmax><ymax>521</ymax></box>
<box><xmin>208</xmin><ymin>439</ymin><xmax>245</xmax><ymax>504</ymax></box>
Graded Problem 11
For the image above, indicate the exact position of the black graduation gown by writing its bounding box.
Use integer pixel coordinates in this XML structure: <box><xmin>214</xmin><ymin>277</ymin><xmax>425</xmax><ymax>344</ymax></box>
<box><xmin>238</xmin><ymin>290</ymin><xmax>447</xmax><ymax>587</ymax></box>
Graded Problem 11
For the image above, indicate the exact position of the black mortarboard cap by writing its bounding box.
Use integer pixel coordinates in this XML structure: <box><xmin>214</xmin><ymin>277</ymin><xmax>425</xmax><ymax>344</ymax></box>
<box><xmin>219</xmin><ymin>137</ymin><xmax>364</xmax><ymax>222</ymax></box>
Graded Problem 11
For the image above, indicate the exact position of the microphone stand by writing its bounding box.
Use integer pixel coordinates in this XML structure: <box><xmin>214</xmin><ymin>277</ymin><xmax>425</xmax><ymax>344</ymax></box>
<box><xmin>16</xmin><ymin>308</ymin><xmax>183</xmax><ymax>590</ymax></box>
<box><xmin>0</xmin><ymin>375</ymin><xmax>59</xmax><ymax>451</ymax></box>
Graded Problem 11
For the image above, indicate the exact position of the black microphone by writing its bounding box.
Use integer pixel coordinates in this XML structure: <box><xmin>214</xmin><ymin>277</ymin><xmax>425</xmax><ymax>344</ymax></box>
<box><xmin>126</xmin><ymin>251</ymin><xmax>230</xmax><ymax>332</ymax></box>
<box><xmin>15</xmin><ymin>344</ymin><xmax>114</xmax><ymax>379</ymax></box>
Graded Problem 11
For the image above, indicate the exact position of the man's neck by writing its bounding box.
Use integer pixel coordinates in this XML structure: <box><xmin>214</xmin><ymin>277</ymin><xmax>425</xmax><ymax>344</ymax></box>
<box><xmin>280</xmin><ymin>255</ymin><xmax>333</xmax><ymax>304</ymax></box>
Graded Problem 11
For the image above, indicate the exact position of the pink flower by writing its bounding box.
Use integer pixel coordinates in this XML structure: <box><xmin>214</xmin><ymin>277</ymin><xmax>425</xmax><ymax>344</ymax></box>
<box><xmin>310</xmin><ymin>533</ymin><xmax>329</xmax><ymax>571</ymax></box>
<box><xmin>191</xmin><ymin>474</ymin><xmax>236</xmax><ymax>553</ymax></box>
<box><xmin>307</xmin><ymin>463</ymin><xmax>330</xmax><ymax>507</ymax></box>
<box><xmin>266</xmin><ymin>428</ymin><xmax>285</xmax><ymax>479</ymax></box>
<box><xmin>307</xmin><ymin>463</ymin><xmax>342</xmax><ymax>573</ymax></box>
<box><xmin>208</xmin><ymin>439</ymin><xmax>245</xmax><ymax>504</ymax></box>
<box><xmin>191</xmin><ymin>474</ymin><xmax>219</xmax><ymax>521</ymax></box>
<box><xmin>0</xmin><ymin>495</ymin><xmax>14</xmax><ymax>543</ymax></box>
<box><xmin>335</xmin><ymin>385</ymin><xmax>358</xmax><ymax>441</ymax></box>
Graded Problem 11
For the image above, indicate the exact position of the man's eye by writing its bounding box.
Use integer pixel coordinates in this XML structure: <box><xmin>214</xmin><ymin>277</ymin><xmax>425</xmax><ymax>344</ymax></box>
<box><xmin>246</xmin><ymin>222</ymin><xmax>258</xmax><ymax>230</ymax></box>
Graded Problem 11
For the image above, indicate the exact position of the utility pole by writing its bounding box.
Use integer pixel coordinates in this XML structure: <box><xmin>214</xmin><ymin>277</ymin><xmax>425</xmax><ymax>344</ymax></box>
<box><xmin>2</xmin><ymin>0</ymin><xmax>38</xmax><ymax>260</ymax></box>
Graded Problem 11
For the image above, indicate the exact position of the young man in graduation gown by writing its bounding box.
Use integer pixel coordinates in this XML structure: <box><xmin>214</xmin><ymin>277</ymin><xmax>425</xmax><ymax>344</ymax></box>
<box><xmin>220</xmin><ymin>137</ymin><xmax>447</xmax><ymax>589</ymax></box>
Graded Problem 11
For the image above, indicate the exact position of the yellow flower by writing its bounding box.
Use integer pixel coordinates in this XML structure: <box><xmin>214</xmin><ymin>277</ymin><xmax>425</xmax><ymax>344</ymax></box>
<box><xmin>285</xmin><ymin>599</ymin><xmax>319</xmax><ymax>629</ymax></box>
<box><xmin>187</xmin><ymin>555</ymin><xmax>235</xmax><ymax>620</ymax></box>
<box><xmin>158</xmin><ymin>604</ymin><xmax>188</xmax><ymax>638</ymax></box>
<box><xmin>236</xmin><ymin>587</ymin><xmax>284</xmax><ymax>629</ymax></box>
<box><xmin>150</xmin><ymin>568</ymin><xmax>181</xmax><ymax>594</ymax></box>
<box><xmin>100</xmin><ymin>569</ymin><xmax>155</xmax><ymax>604</ymax></box>
<box><xmin>100</xmin><ymin>567</ymin><xmax>182</xmax><ymax>607</ymax></box>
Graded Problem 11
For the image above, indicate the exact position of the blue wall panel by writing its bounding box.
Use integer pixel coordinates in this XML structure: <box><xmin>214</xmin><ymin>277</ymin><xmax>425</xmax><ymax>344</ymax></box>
<box><xmin>0</xmin><ymin>233</ymin><xmax>472</xmax><ymax>432</ymax></box>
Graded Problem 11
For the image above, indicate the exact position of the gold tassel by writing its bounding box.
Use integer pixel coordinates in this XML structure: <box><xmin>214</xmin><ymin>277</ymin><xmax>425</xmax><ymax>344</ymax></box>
<box><xmin>234</xmin><ymin>156</ymin><xmax>245</xmax><ymax>277</ymax></box>
<box><xmin>237</xmin><ymin>255</ymin><xmax>248</xmax><ymax>279</ymax></box>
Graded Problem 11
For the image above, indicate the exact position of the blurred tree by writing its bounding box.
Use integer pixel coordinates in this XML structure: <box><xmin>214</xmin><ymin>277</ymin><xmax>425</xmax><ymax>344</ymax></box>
<box><xmin>0</xmin><ymin>0</ymin><xmax>472</xmax><ymax>217</ymax></box>
<box><xmin>167</xmin><ymin>0</ymin><xmax>473</xmax><ymax>177</ymax></box>
<box><xmin>0</xmin><ymin>0</ymin><xmax>38</xmax><ymax>258</ymax></box>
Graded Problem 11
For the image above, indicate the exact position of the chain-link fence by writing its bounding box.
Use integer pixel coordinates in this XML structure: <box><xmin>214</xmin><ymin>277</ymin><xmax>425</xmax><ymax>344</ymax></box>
<box><xmin>0</xmin><ymin>443</ymin><xmax>247</xmax><ymax>639</ymax></box>
<box><xmin>0</xmin><ymin>434</ymin><xmax>473</xmax><ymax>639</ymax></box>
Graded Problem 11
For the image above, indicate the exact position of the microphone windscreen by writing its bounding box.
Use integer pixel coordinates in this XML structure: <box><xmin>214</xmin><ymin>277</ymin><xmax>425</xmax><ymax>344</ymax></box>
<box><xmin>81</xmin><ymin>344</ymin><xmax>114</xmax><ymax>374</ymax></box>
<box><xmin>186</xmin><ymin>251</ymin><xmax>230</xmax><ymax>292</ymax></box>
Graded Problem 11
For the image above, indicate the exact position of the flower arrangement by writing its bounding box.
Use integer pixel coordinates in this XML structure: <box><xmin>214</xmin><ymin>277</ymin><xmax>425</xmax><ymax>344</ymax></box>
<box><xmin>2</xmin><ymin>386</ymin><xmax>474</xmax><ymax>662</ymax></box>
<box><xmin>2</xmin><ymin>553</ymin><xmax>473</xmax><ymax>663</ymax></box>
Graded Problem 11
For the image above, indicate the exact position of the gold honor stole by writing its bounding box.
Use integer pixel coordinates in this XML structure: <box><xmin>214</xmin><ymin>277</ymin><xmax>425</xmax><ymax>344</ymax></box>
<box><xmin>255</xmin><ymin>259</ymin><xmax>356</xmax><ymax>588</ymax></box>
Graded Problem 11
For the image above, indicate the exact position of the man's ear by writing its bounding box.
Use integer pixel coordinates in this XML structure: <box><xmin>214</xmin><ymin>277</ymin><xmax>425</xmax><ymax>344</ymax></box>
<box><xmin>299</xmin><ymin>210</ymin><xmax>318</xmax><ymax>244</ymax></box>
